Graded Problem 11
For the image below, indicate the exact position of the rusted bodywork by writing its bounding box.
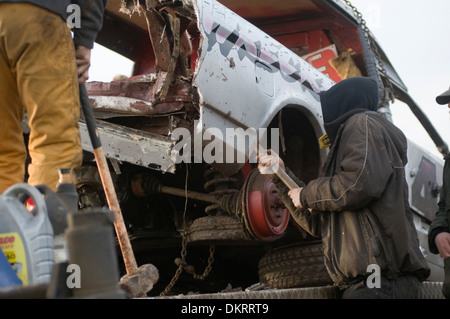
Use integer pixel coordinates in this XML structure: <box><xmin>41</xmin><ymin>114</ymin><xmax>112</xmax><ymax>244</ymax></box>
<box><xmin>75</xmin><ymin>0</ymin><xmax>445</xmax><ymax>294</ymax></box>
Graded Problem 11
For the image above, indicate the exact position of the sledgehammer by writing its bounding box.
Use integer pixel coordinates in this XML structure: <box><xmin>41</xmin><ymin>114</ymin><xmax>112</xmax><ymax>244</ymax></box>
<box><xmin>79</xmin><ymin>84</ymin><xmax>158</xmax><ymax>297</ymax></box>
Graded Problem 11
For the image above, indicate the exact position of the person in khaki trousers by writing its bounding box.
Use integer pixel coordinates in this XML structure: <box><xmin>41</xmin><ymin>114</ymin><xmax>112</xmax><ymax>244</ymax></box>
<box><xmin>0</xmin><ymin>1</ymin><xmax>106</xmax><ymax>193</ymax></box>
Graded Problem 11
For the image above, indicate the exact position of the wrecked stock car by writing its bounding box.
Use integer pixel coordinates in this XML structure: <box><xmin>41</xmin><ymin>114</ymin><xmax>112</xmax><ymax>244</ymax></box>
<box><xmin>75</xmin><ymin>0</ymin><xmax>446</xmax><ymax>294</ymax></box>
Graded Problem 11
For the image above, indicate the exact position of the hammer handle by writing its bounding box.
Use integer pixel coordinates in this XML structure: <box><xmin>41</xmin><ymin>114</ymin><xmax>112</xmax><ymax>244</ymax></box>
<box><xmin>79</xmin><ymin>84</ymin><xmax>138</xmax><ymax>275</ymax></box>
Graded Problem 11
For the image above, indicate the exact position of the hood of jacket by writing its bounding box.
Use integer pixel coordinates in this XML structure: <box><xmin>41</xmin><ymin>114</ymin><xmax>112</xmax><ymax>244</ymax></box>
<box><xmin>320</xmin><ymin>77</ymin><xmax>379</xmax><ymax>143</ymax></box>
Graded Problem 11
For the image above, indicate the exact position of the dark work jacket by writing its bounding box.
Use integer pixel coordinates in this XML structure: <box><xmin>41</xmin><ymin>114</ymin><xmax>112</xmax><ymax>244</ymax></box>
<box><xmin>274</xmin><ymin>111</ymin><xmax>430</xmax><ymax>287</ymax></box>
<box><xmin>428</xmin><ymin>153</ymin><xmax>450</xmax><ymax>254</ymax></box>
<box><xmin>0</xmin><ymin>0</ymin><xmax>107</xmax><ymax>48</ymax></box>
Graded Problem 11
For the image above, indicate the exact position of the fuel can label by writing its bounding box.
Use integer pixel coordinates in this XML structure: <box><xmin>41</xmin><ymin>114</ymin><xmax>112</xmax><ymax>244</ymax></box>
<box><xmin>0</xmin><ymin>232</ymin><xmax>28</xmax><ymax>285</ymax></box>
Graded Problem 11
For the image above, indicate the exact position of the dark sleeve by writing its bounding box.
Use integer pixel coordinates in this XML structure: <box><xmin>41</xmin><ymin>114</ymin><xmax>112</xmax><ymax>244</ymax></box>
<box><xmin>300</xmin><ymin>114</ymin><xmax>394</xmax><ymax>212</ymax></box>
<box><xmin>272</xmin><ymin>168</ymin><xmax>321</xmax><ymax>238</ymax></box>
<box><xmin>73</xmin><ymin>0</ymin><xmax>108</xmax><ymax>48</ymax></box>
<box><xmin>428</xmin><ymin>161</ymin><xmax>450</xmax><ymax>254</ymax></box>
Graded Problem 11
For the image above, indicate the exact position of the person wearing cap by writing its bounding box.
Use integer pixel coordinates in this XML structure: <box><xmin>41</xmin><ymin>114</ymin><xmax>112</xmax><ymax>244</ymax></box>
<box><xmin>258</xmin><ymin>76</ymin><xmax>430</xmax><ymax>299</ymax></box>
<box><xmin>428</xmin><ymin>87</ymin><xmax>450</xmax><ymax>299</ymax></box>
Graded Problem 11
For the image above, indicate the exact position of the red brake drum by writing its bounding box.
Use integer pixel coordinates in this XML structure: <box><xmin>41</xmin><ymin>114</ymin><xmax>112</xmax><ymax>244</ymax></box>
<box><xmin>242</xmin><ymin>169</ymin><xmax>289</xmax><ymax>240</ymax></box>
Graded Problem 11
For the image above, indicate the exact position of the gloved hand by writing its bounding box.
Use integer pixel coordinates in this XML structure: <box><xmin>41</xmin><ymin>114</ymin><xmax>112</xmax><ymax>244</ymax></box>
<box><xmin>435</xmin><ymin>232</ymin><xmax>450</xmax><ymax>258</ymax></box>
<box><xmin>257</xmin><ymin>149</ymin><xmax>285</xmax><ymax>179</ymax></box>
<box><xmin>288</xmin><ymin>187</ymin><xmax>304</xmax><ymax>209</ymax></box>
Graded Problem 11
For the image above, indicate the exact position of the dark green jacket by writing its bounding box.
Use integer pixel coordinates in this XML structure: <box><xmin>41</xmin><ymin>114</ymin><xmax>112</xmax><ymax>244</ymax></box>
<box><xmin>0</xmin><ymin>0</ymin><xmax>107</xmax><ymax>48</ymax></box>
<box><xmin>428</xmin><ymin>154</ymin><xmax>450</xmax><ymax>254</ymax></box>
<box><xmin>275</xmin><ymin>111</ymin><xmax>430</xmax><ymax>287</ymax></box>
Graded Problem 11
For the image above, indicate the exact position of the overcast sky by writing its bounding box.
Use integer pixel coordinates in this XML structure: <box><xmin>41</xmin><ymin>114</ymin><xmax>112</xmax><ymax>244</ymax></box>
<box><xmin>89</xmin><ymin>0</ymin><xmax>450</xmax><ymax>159</ymax></box>
<box><xmin>349</xmin><ymin>0</ymin><xmax>450</xmax><ymax>159</ymax></box>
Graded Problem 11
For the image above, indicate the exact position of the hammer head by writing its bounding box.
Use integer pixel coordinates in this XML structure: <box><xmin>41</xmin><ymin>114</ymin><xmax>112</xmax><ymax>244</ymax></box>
<box><xmin>120</xmin><ymin>263</ymin><xmax>159</xmax><ymax>297</ymax></box>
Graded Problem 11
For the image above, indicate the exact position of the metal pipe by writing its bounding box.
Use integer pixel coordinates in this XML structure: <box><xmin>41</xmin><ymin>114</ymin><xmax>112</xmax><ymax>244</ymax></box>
<box><xmin>158</xmin><ymin>185</ymin><xmax>221</xmax><ymax>204</ymax></box>
<box><xmin>274</xmin><ymin>168</ymin><xmax>299</xmax><ymax>190</ymax></box>
<box><xmin>130</xmin><ymin>173</ymin><xmax>221</xmax><ymax>204</ymax></box>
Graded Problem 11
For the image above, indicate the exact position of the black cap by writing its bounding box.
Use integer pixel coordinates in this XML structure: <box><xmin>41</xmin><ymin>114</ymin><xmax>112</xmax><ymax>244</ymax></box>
<box><xmin>436</xmin><ymin>88</ymin><xmax>450</xmax><ymax>105</ymax></box>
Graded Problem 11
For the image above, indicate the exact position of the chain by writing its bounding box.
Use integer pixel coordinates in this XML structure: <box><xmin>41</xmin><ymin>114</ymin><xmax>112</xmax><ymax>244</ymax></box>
<box><xmin>160</xmin><ymin>164</ymin><xmax>215</xmax><ymax>296</ymax></box>
<box><xmin>342</xmin><ymin>0</ymin><xmax>395</xmax><ymax>105</ymax></box>
<box><xmin>160</xmin><ymin>228</ymin><xmax>215</xmax><ymax>296</ymax></box>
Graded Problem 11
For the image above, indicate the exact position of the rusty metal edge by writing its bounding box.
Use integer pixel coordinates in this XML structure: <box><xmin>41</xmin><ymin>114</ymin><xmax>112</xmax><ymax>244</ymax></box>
<box><xmin>79</xmin><ymin>120</ymin><xmax>177</xmax><ymax>173</ymax></box>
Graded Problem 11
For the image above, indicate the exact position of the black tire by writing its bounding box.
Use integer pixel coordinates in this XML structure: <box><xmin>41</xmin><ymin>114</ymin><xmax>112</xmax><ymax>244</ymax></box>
<box><xmin>258</xmin><ymin>241</ymin><xmax>333</xmax><ymax>289</ymax></box>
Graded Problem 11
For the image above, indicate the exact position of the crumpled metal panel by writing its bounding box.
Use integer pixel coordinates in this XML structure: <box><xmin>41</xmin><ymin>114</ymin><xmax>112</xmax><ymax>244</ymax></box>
<box><xmin>89</xmin><ymin>96</ymin><xmax>155</xmax><ymax>116</ymax></box>
<box><xmin>79</xmin><ymin>120</ymin><xmax>177</xmax><ymax>173</ymax></box>
<box><xmin>85</xmin><ymin>75</ymin><xmax>196</xmax><ymax>116</ymax></box>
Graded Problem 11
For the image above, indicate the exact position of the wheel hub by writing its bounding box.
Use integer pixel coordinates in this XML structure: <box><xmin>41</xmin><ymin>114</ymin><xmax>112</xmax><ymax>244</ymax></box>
<box><xmin>242</xmin><ymin>169</ymin><xmax>290</xmax><ymax>240</ymax></box>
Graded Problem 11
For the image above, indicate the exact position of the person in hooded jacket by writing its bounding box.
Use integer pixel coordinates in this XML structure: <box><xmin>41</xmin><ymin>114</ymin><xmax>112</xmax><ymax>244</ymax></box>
<box><xmin>258</xmin><ymin>76</ymin><xmax>430</xmax><ymax>299</ymax></box>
